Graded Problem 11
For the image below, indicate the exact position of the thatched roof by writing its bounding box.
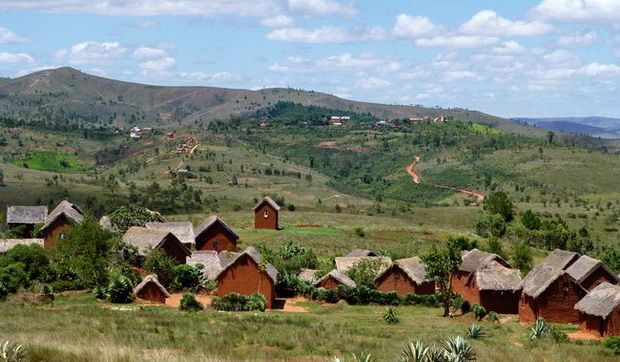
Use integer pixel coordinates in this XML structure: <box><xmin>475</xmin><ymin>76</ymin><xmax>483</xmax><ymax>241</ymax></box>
<box><xmin>99</xmin><ymin>216</ymin><xmax>113</xmax><ymax>231</ymax></box>
<box><xmin>252</xmin><ymin>196</ymin><xmax>281</xmax><ymax>211</ymax></box>
<box><xmin>574</xmin><ymin>282</ymin><xmax>620</xmax><ymax>318</ymax></box>
<box><xmin>187</xmin><ymin>250</ymin><xmax>223</xmax><ymax>280</ymax></box>
<box><xmin>194</xmin><ymin>216</ymin><xmax>239</xmax><ymax>241</ymax></box>
<box><xmin>345</xmin><ymin>248</ymin><xmax>377</xmax><ymax>257</ymax></box>
<box><xmin>218</xmin><ymin>251</ymin><xmax>242</xmax><ymax>268</ymax></box>
<box><xmin>0</xmin><ymin>239</ymin><xmax>44</xmax><ymax>254</ymax></box>
<box><xmin>314</xmin><ymin>269</ymin><xmax>357</xmax><ymax>288</ymax></box>
<box><xmin>145</xmin><ymin>222</ymin><xmax>195</xmax><ymax>246</ymax></box>
<box><xmin>6</xmin><ymin>206</ymin><xmax>48</xmax><ymax>225</ymax></box>
<box><xmin>375</xmin><ymin>257</ymin><xmax>430</xmax><ymax>285</ymax></box>
<box><xmin>122</xmin><ymin>227</ymin><xmax>191</xmax><ymax>256</ymax></box>
<box><xmin>565</xmin><ymin>255</ymin><xmax>620</xmax><ymax>284</ymax></box>
<box><xmin>40</xmin><ymin>200</ymin><xmax>84</xmax><ymax>232</ymax></box>
<box><xmin>335</xmin><ymin>256</ymin><xmax>392</xmax><ymax>274</ymax></box>
<box><xmin>540</xmin><ymin>249</ymin><xmax>580</xmax><ymax>270</ymax></box>
<box><xmin>215</xmin><ymin>246</ymin><xmax>278</xmax><ymax>283</ymax></box>
<box><xmin>475</xmin><ymin>260</ymin><xmax>522</xmax><ymax>291</ymax></box>
<box><xmin>134</xmin><ymin>275</ymin><xmax>171</xmax><ymax>298</ymax></box>
<box><xmin>519</xmin><ymin>262</ymin><xmax>586</xmax><ymax>298</ymax></box>
<box><xmin>298</xmin><ymin>268</ymin><xmax>318</xmax><ymax>283</ymax></box>
<box><xmin>459</xmin><ymin>249</ymin><xmax>510</xmax><ymax>272</ymax></box>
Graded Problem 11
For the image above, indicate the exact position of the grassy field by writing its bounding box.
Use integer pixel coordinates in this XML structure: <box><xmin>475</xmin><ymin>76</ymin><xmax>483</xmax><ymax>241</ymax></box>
<box><xmin>0</xmin><ymin>291</ymin><xmax>616</xmax><ymax>362</ymax></box>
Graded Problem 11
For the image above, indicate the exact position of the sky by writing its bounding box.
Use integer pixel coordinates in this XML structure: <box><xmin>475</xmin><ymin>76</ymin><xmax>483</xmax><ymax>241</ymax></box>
<box><xmin>1</xmin><ymin>0</ymin><xmax>619</xmax><ymax>118</ymax></box>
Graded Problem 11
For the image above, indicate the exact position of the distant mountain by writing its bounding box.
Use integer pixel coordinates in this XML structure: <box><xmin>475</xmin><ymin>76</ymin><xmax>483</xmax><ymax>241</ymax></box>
<box><xmin>0</xmin><ymin>67</ymin><xmax>540</xmax><ymax>134</ymax></box>
<box><xmin>512</xmin><ymin>117</ymin><xmax>620</xmax><ymax>139</ymax></box>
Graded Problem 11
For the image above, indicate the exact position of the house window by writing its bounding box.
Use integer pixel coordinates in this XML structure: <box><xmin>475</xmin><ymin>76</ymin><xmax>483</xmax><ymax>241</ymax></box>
<box><xmin>263</xmin><ymin>210</ymin><xmax>269</xmax><ymax>218</ymax></box>
<box><xmin>59</xmin><ymin>233</ymin><xmax>66</xmax><ymax>240</ymax></box>
<box><xmin>213</xmin><ymin>242</ymin><xmax>219</xmax><ymax>250</ymax></box>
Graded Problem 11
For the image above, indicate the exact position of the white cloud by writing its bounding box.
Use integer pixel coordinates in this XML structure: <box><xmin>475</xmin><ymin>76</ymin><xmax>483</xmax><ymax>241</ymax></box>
<box><xmin>0</xmin><ymin>52</ymin><xmax>35</xmax><ymax>64</ymax></box>
<box><xmin>179</xmin><ymin>71</ymin><xmax>242</xmax><ymax>83</ymax></box>
<box><xmin>556</xmin><ymin>31</ymin><xmax>599</xmax><ymax>47</ymax></box>
<box><xmin>577</xmin><ymin>63</ymin><xmax>620</xmax><ymax>76</ymax></box>
<box><xmin>269</xmin><ymin>53</ymin><xmax>401</xmax><ymax>74</ymax></box>
<box><xmin>287</xmin><ymin>0</ymin><xmax>358</xmax><ymax>18</ymax></box>
<box><xmin>266</xmin><ymin>26</ymin><xmax>386</xmax><ymax>44</ymax></box>
<box><xmin>460</xmin><ymin>10</ymin><xmax>553</xmax><ymax>36</ymax></box>
<box><xmin>392</xmin><ymin>14</ymin><xmax>442</xmax><ymax>38</ymax></box>
<box><xmin>541</xmin><ymin>49</ymin><xmax>581</xmax><ymax>67</ymax></box>
<box><xmin>132</xmin><ymin>47</ymin><xmax>167</xmax><ymax>59</ymax></box>
<box><xmin>442</xmin><ymin>70</ymin><xmax>479</xmax><ymax>82</ymax></box>
<box><xmin>491</xmin><ymin>41</ymin><xmax>525</xmax><ymax>55</ymax></box>
<box><xmin>530</xmin><ymin>0</ymin><xmax>620</xmax><ymax>22</ymax></box>
<box><xmin>0</xmin><ymin>27</ymin><xmax>32</xmax><ymax>43</ymax></box>
<box><xmin>416</xmin><ymin>35</ymin><xmax>499</xmax><ymax>49</ymax></box>
<box><xmin>615</xmin><ymin>49</ymin><xmax>620</xmax><ymax>58</ymax></box>
<box><xmin>1</xmin><ymin>0</ymin><xmax>282</xmax><ymax>18</ymax></box>
<box><xmin>134</xmin><ymin>19</ymin><xmax>158</xmax><ymax>28</ymax></box>
<box><xmin>260</xmin><ymin>15</ymin><xmax>295</xmax><ymax>28</ymax></box>
<box><xmin>355</xmin><ymin>77</ymin><xmax>391</xmax><ymax>89</ymax></box>
<box><xmin>55</xmin><ymin>41</ymin><xmax>126</xmax><ymax>65</ymax></box>
<box><xmin>139</xmin><ymin>57</ymin><xmax>175</xmax><ymax>74</ymax></box>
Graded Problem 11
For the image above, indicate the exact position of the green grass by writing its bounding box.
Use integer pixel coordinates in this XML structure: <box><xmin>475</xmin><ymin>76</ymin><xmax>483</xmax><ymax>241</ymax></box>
<box><xmin>0</xmin><ymin>292</ymin><xmax>616</xmax><ymax>362</ymax></box>
<box><xmin>11</xmin><ymin>150</ymin><xmax>88</xmax><ymax>173</ymax></box>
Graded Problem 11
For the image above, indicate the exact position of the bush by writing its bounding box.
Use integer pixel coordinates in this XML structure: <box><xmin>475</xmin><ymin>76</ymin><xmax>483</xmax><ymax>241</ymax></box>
<box><xmin>486</xmin><ymin>311</ymin><xmax>500</xmax><ymax>325</ymax></box>
<box><xmin>179</xmin><ymin>294</ymin><xmax>204</xmax><ymax>312</ymax></box>
<box><xmin>211</xmin><ymin>293</ymin><xmax>266</xmax><ymax>312</ymax></box>
<box><xmin>200</xmin><ymin>278</ymin><xmax>217</xmax><ymax>293</ymax></box>
<box><xmin>143</xmin><ymin>250</ymin><xmax>177</xmax><ymax>288</ymax></box>
<box><xmin>346</xmin><ymin>258</ymin><xmax>384</xmax><ymax>288</ymax></box>
<box><xmin>0</xmin><ymin>263</ymin><xmax>30</xmax><ymax>294</ymax></box>
<box><xmin>171</xmin><ymin>264</ymin><xmax>201</xmax><ymax>292</ymax></box>
<box><xmin>0</xmin><ymin>244</ymin><xmax>51</xmax><ymax>281</ymax></box>
<box><xmin>354</xmin><ymin>227</ymin><xmax>366</xmax><ymax>237</ymax></box>
<box><xmin>246</xmin><ymin>293</ymin><xmax>266</xmax><ymax>312</ymax></box>
<box><xmin>40</xmin><ymin>284</ymin><xmax>55</xmax><ymax>303</ymax></box>
<box><xmin>401</xmin><ymin>293</ymin><xmax>442</xmax><ymax>307</ymax></box>
<box><xmin>471</xmin><ymin>303</ymin><xmax>487</xmax><ymax>320</ymax></box>
<box><xmin>107</xmin><ymin>275</ymin><xmax>133</xmax><ymax>304</ymax></box>
<box><xmin>0</xmin><ymin>283</ymin><xmax>8</xmax><ymax>300</ymax></box>
<box><xmin>451</xmin><ymin>295</ymin><xmax>470</xmax><ymax>314</ymax></box>
<box><xmin>276</xmin><ymin>272</ymin><xmax>313</xmax><ymax>298</ymax></box>
<box><xmin>603</xmin><ymin>336</ymin><xmax>620</xmax><ymax>355</ymax></box>
<box><xmin>93</xmin><ymin>285</ymin><xmax>107</xmax><ymax>300</ymax></box>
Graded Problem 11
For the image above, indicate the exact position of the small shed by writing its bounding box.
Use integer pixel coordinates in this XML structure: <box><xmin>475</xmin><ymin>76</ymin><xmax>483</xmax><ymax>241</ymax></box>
<box><xmin>122</xmin><ymin>227</ymin><xmax>191</xmax><ymax>264</ymax></box>
<box><xmin>194</xmin><ymin>216</ymin><xmax>239</xmax><ymax>252</ymax></box>
<box><xmin>40</xmin><ymin>201</ymin><xmax>84</xmax><ymax>249</ymax></box>
<box><xmin>566</xmin><ymin>255</ymin><xmax>620</xmax><ymax>291</ymax></box>
<box><xmin>6</xmin><ymin>206</ymin><xmax>48</xmax><ymax>237</ymax></box>
<box><xmin>375</xmin><ymin>257</ymin><xmax>435</xmax><ymax>296</ymax></box>
<box><xmin>145</xmin><ymin>222</ymin><xmax>195</xmax><ymax>249</ymax></box>
<box><xmin>345</xmin><ymin>249</ymin><xmax>377</xmax><ymax>257</ymax></box>
<box><xmin>253</xmin><ymin>196</ymin><xmax>280</xmax><ymax>230</ymax></box>
<box><xmin>574</xmin><ymin>282</ymin><xmax>620</xmax><ymax>337</ymax></box>
<box><xmin>215</xmin><ymin>246</ymin><xmax>279</xmax><ymax>309</ymax></box>
<box><xmin>134</xmin><ymin>275</ymin><xmax>171</xmax><ymax>303</ymax></box>
<box><xmin>314</xmin><ymin>269</ymin><xmax>356</xmax><ymax>289</ymax></box>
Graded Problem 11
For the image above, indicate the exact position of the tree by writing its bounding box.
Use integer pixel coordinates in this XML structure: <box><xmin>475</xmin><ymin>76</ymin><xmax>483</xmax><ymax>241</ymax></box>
<box><xmin>422</xmin><ymin>239</ymin><xmax>462</xmax><ymax>317</ymax></box>
<box><xmin>346</xmin><ymin>258</ymin><xmax>384</xmax><ymax>289</ymax></box>
<box><xmin>143</xmin><ymin>249</ymin><xmax>177</xmax><ymax>288</ymax></box>
<box><xmin>521</xmin><ymin>210</ymin><xmax>541</xmax><ymax>230</ymax></box>
<box><xmin>511</xmin><ymin>242</ymin><xmax>533</xmax><ymax>275</ymax></box>
<box><xmin>0</xmin><ymin>244</ymin><xmax>50</xmax><ymax>281</ymax></box>
<box><xmin>109</xmin><ymin>205</ymin><xmax>159</xmax><ymax>234</ymax></box>
<box><xmin>484</xmin><ymin>191</ymin><xmax>515</xmax><ymax>222</ymax></box>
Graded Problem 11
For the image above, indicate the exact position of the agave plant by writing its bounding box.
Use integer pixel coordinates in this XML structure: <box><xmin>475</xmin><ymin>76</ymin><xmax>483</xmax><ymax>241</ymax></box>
<box><xmin>107</xmin><ymin>275</ymin><xmax>133</xmax><ymax>304</ymax></box>
<box><xmin>442</xmin><ymin>336</ymin><xmax>476</xmax><ymax>362</ymax></box>
<box><xmin>351</xmin><ymin>352</ymin><xmax>375</xmax><ymax>362</ymax></box>
<box><xmin>466</xmin><ymin>324</ymin><xmax>486</xmax><ymax>340</ymax></box>
<box><xmin>400</xmin><ymin>340</ymin><xmax>429</xmax><ymax>362</ymax></box>
<box><xmin>529</xmin><ymin>318</ymin><xmax>550</xmax><ymax>340</ymax></box>
<box><xmin>425</xmin><ymin>346</ymin><xmax>446</xmax><ymax>362</ymax></box>
<box><xmin>0</xmin><ymin>340</ymin><xmax>29</xmax><ymax>362</ymax></box>
<box><xmin>383</xmin><ymin>306</ymin><xmax>400</xmax><ymax>324</ymax></box>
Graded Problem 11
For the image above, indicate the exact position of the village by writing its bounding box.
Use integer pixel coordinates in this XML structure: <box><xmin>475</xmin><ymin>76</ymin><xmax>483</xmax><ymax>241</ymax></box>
<box><xmin>2</xmin><ymin>196</ymin><xmax>619</xmax><ymax>342</ymax></box>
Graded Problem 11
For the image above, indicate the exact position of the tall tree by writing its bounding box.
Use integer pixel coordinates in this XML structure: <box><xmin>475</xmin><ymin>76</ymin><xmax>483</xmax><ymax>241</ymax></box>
<box><xmin>422</xmin><ymin>239</ymin><xmax>462</xmax><ymax>317</ymax></box>
<box><xmin>484</xmin><ymin>191</ymin><xmax>515</xmax><ymax>222</ymax></box>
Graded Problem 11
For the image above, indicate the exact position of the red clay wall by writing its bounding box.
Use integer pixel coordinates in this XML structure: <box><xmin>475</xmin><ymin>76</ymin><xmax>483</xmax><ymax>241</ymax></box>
<box><xmin>480</xmin><ymin>290</ymin><xmax>519</xmax><ymax>314</ymax></box>
<box><xmin>581</xmin><ymin>267</ymin><xmax>618</xmax><ymax>291</ymax></box>
<box><xmin>519</xmin><ymin>295</ymin><xmax>538</xmax><ymax>325</ymax></box>
<box><xmin>43</xmin><ymin>217</ymin><xmax>71</xmax><ymax>249</ymax></box>
<box><xmin>376</xmin><ymin>268</ymin><xmax>415</xmax><ymax>296</ymax></box>
<box><xmin>580</xmin><ymin>314</ymin><xmax>604</xmax><ymax>337</ymax></box>
<box><xmin>254</xmin><ymin>203</ymin><xmax>278</xmax><ymax>230</ymax></box>
<box><xmin>416</xmin><ymin>281</ymin><xmax>436</xmax><ymax>295</ymax></box>
<box><xmin>159</xmin><ymin>236</ymin><xmax>187</xmax><ymax>264</ymax></box>
<box><xmin>520</xmin><ymin>275</ymin><xmax>585</xmax><ymax>325</ymax></box>
<box><xmin>316</xmin><ymin>275</ymin><xmax>343</xmax><ymax>290</ymax></box>
<box><xmin>451</xmin><ymin>271</ymin><xmax>481</xmax><ymax>304</ymax></box>
<box><xmin>195</xmin><ymin>223</ymin><xmax>237</xmax><ymax>252</ymax></box>
<box><xmin>136</xmin><ymin>282</ymin><xmax>167</xmax><ymax>303</ymax></box>
<box><xmin>604</xmin><ymin>308</ymin><xmax>620</xmax><ymax>336</ymax></box>
<box><xmin>216</xmin><ymin>255</ymin><xmax>275</xmax><ymax>309</ymax></box>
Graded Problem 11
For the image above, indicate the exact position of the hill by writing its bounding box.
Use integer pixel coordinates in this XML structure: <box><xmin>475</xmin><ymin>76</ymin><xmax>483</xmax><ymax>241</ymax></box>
<box><xmin>512</xmin><ymin>117</ymin><xmax>620</xmax><ymax>139</ymax></box>
<box><xmin>0</xmin><ymin>67</ymin><xmax>541</xmax><ymax>135</ymax></box>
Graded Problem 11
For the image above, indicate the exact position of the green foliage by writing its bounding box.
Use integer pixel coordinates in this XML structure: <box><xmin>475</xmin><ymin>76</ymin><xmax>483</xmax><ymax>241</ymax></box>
<box><xmin>422</xmin><ymin>238</ymin><xmax>462</xmax><ymax>317</ymax></box>
<box><xmin>40</xmin><ymin>284</ymin><xmax>55</xmax><ymax>303</ymax></box>
<box><xmin>400</xmin><ymin>340</ymin><xmax>429</xmax><ymax>362</ymax></box>
<box><xmin>485</xmin><ymin>237</ymin><xmax>507</xmax><ymax>259</ymax></box>
<box><xmin>109</xmin><ymin>205</ymin><xmax>159</xmax><ymax>235</ymax></box>
<box><xmin>471</xmin><ymin>303</ymin><xmax>487</xmax><ymax>321</ymax></box>
<box><xmin>442</xmin><ymin>335</ymin><xmax>476</xmax><ymax>362</ymax></box>
<box><xmin>521</xmin><ymin>210</ymin><xmax>541</xmax><ymax>230</ymax></box>
<box><xmin>276</xmin><ymin>272</ymin><xmax>313</xmax><ymax>298</ymax></box>
<box><xmin>530</xmin><ymin>318</ymin><xmax>550</xmax><ymax>340</ymax></box>
<box><xmin>93</xmin><ymin>285</ymin><xmax>107</xmax><ymax>300</ymax></box>
<box><xmin>383</xmin><ymin>306</ymin><xmax>399</xmax><ymax>324</ymax></box>
<box><xmin>451</xmin><ymin>296</ymin><xmax>470</xmax><ymax>314</ymax></box>
<box><xmin>486</xmin><ymin>311</ymin><xmax>500</xmax><ymax>325</ymax></box>
<box><xmin>107</xmin><ymin>274</ymin><xmax>133</xmax><ymax>304</ymax></box>
<box><xmin>179</xmin><ymin>294</ymin><xmax>204</xmax><ymax>312</ymax></box>
<box><xmin>511</xmin><ymin>242</ymin><xmax>533</xmax><ymax>275</ymax></box>
<box><xmin>483</xmin><ymin>191</ymin><xmax>515</xmax><ymax>222</ymax></box>
<box><xmin>171</xmin><ymin>264</ymin><xmax>201</xmax><ymax>292</ymax></box>
<box><xmin>466</xmin><ymin>324</ymin><xmax>486</xmax><ymax>339</ymax></box>
<box><xmin>0</xmin><ymin>283</ymin><xmax>8</xmax><ymax>300</ymax></box>
<box><xmin>474</xmin><ymin>212</ymin><xmax>507</xmax><ymax>238</ymax></box>
<box><xmin>354</xmin><ymin>227</ymin><xmax>366</xmax><ymax>238</ymax></box>
<box><xmin>0</xmin><ymin>244</ymin><xmax>50</xmax><ymax>282</ymax></box>
<box><xmin>143</xmin><ymin>249</ymin><xmax>177</xmax><ymax>288</ymax></box>
<box><xmin>260</xmin><ymin>242</ymin><xmax>319</xmax><ymax>276</ymax></box>
<box><xmin>596</xmin><ymin>244</ymin><xmax>620</xmax><ymax>273</ymax></box>
<box><xmin>211</xmin><ymin>293</ymin><xmax>266</xmax><ymax>312</ymax></box>
<box><xmin>0</xmin><ymin>340</ymin><xmax>29</xmax><ymax>362</ymax></box>
<box><xmin>602</xmin><ymin>336</ymin><xmax>620</xmax><ymax>355</ymax></box>
<box><xmin>200</xmin><ymin>278</ymin><xmax>217</xmax><ymax>293</ymax></box>
<box><xmin>345</xmin><ymin>258</ymin><xmax>384</xmax><ymax>288</ymax></box>
<box><xmin>11</xmin><ymin>150</ymin><xmax>86</xmax><ymax>173</ymax></box>
<box><xmin>0</xmin><ymin>263</ymin><xmax>30</xmax><ymax>294</ymax></box>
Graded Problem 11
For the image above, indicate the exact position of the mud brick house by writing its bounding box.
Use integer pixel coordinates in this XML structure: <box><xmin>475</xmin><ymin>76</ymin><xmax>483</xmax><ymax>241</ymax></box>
<box><xmin>519</xmin><ymin>250</ymin><xmax>589</xmax><ymax>325</ymax></box>
<box><xmin>194</xmin><ymin>216</ymin><xmax>239</xmax><ymax>252</ymax></box>
<box><xmin>145</xmin><ymin>222</ymin><xmax>195</xmax><ymax>250</ymax></box>
<box><xmin>215</xmin><ymin>246</ymin><xmax>279</xmax><ymax>309</ymax></box>
<box><xmin>566</xmin><ymin>255</ymin><xmax>620</xmax><ymax>291</ymax></box>
<box><xmin>6</xmin><ymin>205</ymin><xmax>48</xmax><ymax>237</ymax></box>
<box><xmin>345</xmin><ymin>248</ymin><xmax>377</xmax><ymax>257</ymax></box>
<box><xmin>574</xmin><ymin>282</ymin><xmax>620</xmax><ymax>337</ymax></box>
<box><xmin>122</xmin><ymin>227</ymin><xmax>191</xmax><ymax>264</ymax></box>
<box><xmin>375</xmin><ymin>257</ymin><xmax>435</xmax><ymax>296</ymax></box>
<box><xmin>253</xmin><ymin>196</ymin><xmax>280</xmax><ymax>230</ymax></box>
<box><xmin>451</xmin><ymin>249</ymin><xmax>522</xmax><ymax>314</ymax></box>
<box><xmin>133</xmin><ymin>275</ymin><xmax>171</xmax><ymax>303</ymax></box>
<box><xmin>314</xmin><ymin>269</ymin><xmax>357</xmax><ymax>289</ymax></box>
<box><xmin>40</xmin><ymin>201</ymin><xmax>84</xmax><ymax>249</ymax></box>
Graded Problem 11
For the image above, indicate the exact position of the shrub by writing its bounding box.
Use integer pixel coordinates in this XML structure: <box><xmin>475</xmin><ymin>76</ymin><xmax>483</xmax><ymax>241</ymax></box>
<box><xmin>179</xmin><ymin>294</ymin><xmax>204</xmax><ymax>312</ymax></box>
<box><xmin>211</xmin><ymin>293</ymin><xmax>266</xmax><ymax>312</ymax></box>
<box><xmin>0</xmin><ymin>283</ymin><xmax>8</xmax><ymax>300</ymax></box>
<box><xmin>401</xmin><ymin>293</ymin><xmax>442</xmax><ymax>307</ymax></box>
<box><xmin>40</xmin><ymin>284</ymin><xmax>54</xmax><ymax>303</ymax></box>
<box><xmin>93</xmin><ymin>285</ymin><xmax>107</xmax><ymax>300</ymax></box>
<box><xmin>550</xmin><ymin>327</ymin><xmax>569</xmax><ymax>343</ymax></box>
<box><xmin>466</xmin><ymin>324</ymin><xmax>486</xmax><ymax>339</ymax></box>
<box><xmin>276</xmin><ymin>272</ymin><xmax>312</xmax><ymax>298</ymax></box>
<box><xmin>400</xmin><ymin>340</ymin><xmax>429</xmax><ymax>362</ymax></box>
<box><xmin>451</xmin><ymin>296</ymin><xmax>470</xmax><ymax>314</ymax></box>
<box><xmin>143</xmin><ymin>250</ymin><xmax>177</xmax><ymax>288</ymax></box>
<box><xmin>0</xmin><ymin>244</ymin><xmax>50</xmax><ymax>281</ymax></box>
<box><xmin>486</xmin><ymin>311</ymin><xmax>500</xmax><ymax>325</ymax></box>
<box><xmin>200</xmin><ymin>278</ymin><xmax>217</xmax><ymax>293</ymax></box>
<box><xmin>383</xmin><ymin>307</ymin><xmax>399</xmax><ymax>324</ymax></box>
<box><xmin>107</xmin><ymin>275</ymin><xmax>133</xmax><ymax>304</ymax></box>
<box><xmin>471</xmin><ymin>303</ymin><xmax>487</xmax><ymax>321</ymax></box>
<box><xmin>0</xmin><ymin>263</ymin><xmax>30</xmax><ymax>294</ymax></box>
<box><xmin>346</xmin><ymin>258</ymin><xmax>383</xmax><ymax>288</ymax></box>
<box><xmin>171</xmin><ymin>264</ymin><xmax>201</xmax><ymax>292</ymax></box>
<box><xmin>603</xmin><ymin>336</ymin><xmax>620</xmax><ymax>355</ymax></box>
<box><xmin>246</xmin><ymin>293</ymin><xmax>266</xmax><ymax>312</ymax></box>
<box><xmin>354</xmin><ymin>227</ymin><xmax>365</xmax><ymax>237</ymax></box>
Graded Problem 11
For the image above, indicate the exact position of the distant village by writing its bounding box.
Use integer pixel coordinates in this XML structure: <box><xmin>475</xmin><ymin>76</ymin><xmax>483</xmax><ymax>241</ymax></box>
<box><xmin>2</xmin><ymin>197</ymin><xmax>619</xmax><ymax>338</ymax></box>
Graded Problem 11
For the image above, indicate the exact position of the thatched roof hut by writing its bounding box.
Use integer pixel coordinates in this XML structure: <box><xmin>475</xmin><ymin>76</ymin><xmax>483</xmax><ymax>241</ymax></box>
<box><xmin>345</xmin><ymin>249</ymin><xmax>377</xmax><ymax>257</ymax></box>
<box><xmin>376</xmin><ymin>257</ymin><xmax>429</xmax><ymax>285</ymax></box>
<box><xmin>187</xmin><ymin>250</ymin><xmax>223</xmax><ymax>280</ymax></box>
<box><xmin>565</xmin><ymin>255</ymin><xmax>620</xmax><ymax>290</ymax></box>
<box><xmin>314</xmin><ymin>269</ymin><xmax>357</xmax><ymax>289</ymax></box>
<box><xmin>122</xmin><ymin>226</ymin><xmax>191</xmax><ymax>264</ymax></box>
<box><xmin>252</xmin><ymin>196</ymin><xmax>281</xmax><ymax>212</ymax></box>
<box><xmin>475</xmin><ymin>261</ymin><xmax>522</xmax><ymax>291</ymax></box>
<box><xmin>145</xmin><ymin>222</ymin><xmax>195</xmax><ymax>247</ymax></box>
<box><xmin>459</xmin><ymin>249</ymin><xmax>511</xmax><ymax>272</ymax></box>
<box><xmin>574</xmin><ymin>282</ymin><xmax>620</xmax><ymax>337</ymax></box>
<box><xmin>7</xmin><ymin>206</ymin><xmax>48</xmax><ymax>225</ymax></box>
<box><xmin>134</xmin><ymin>275</ymin><xmax>171</xmax><ymax>303</ymax></box>
<box><xmin>375</xmin><ymin>256</ymin><xmax>436</xmax><ymax>296</ymax></box>
<box><xmin>194</xmin><ymin>215</ymin><xmax>239</xmax><ymax>251</ymax></box>
<box><xmin>215</xmin><ymin>246</ymin><xmax>278</xmax><ymax>284</ymax></box>
<box><xmin>540</xmin><ymin>249</ymin><xmax>580</xmax><ymax>270</ymax></box>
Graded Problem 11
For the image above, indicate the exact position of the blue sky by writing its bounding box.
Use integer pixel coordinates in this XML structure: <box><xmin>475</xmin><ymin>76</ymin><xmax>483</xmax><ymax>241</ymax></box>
<box><xmin>1</xmin><ymin>0</ymin><xmax>619</xmax><ymax>118</ymax></box>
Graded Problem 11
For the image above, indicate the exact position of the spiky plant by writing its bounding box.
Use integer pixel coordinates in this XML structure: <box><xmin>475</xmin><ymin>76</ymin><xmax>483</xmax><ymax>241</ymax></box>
<box><xmin>107</xmin><ymin>275</ymin><xmax>133</xmax><ymax>304</ymax></box>
<box><xmin>329</xmin><ymin>357</ymin><xmax>346</xmax><ymax>362</ymax></box>
<box><xmin>442</xmin><ymin>335</ymin><xmax>476</xmax><ymax>362</ymax></box>
<box><xmin>0</xmin><ymin>340</ymin><xmax>29</xmax><ymax>362</ymax></box>
<box><xmin>351</xmin><ymin>352</ymin><xmax>375</xmax><ymax>362</ymax></box>
<box><xmin>400</xmin><ymin>340</ymin><xmax>429</xmax><ymax>362</ymax></box>
<box><xmin>466</xmin><ymin>324</ymin><xmax>486</xmax><ymax>339</ymax></box>
<box><xmin>529</xmin><ymin>318</ymin><xmax>550</xmax><ymax>340</ymax></box>
<box><xmin>93</xmin><ymin>285</ymin><xmax>107</xmax><ymax>300</ymax></box>
<box><xmin>383</xmin><ymin>306</ymin><xmax>400</xmax><ymax>324</ymax></box>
